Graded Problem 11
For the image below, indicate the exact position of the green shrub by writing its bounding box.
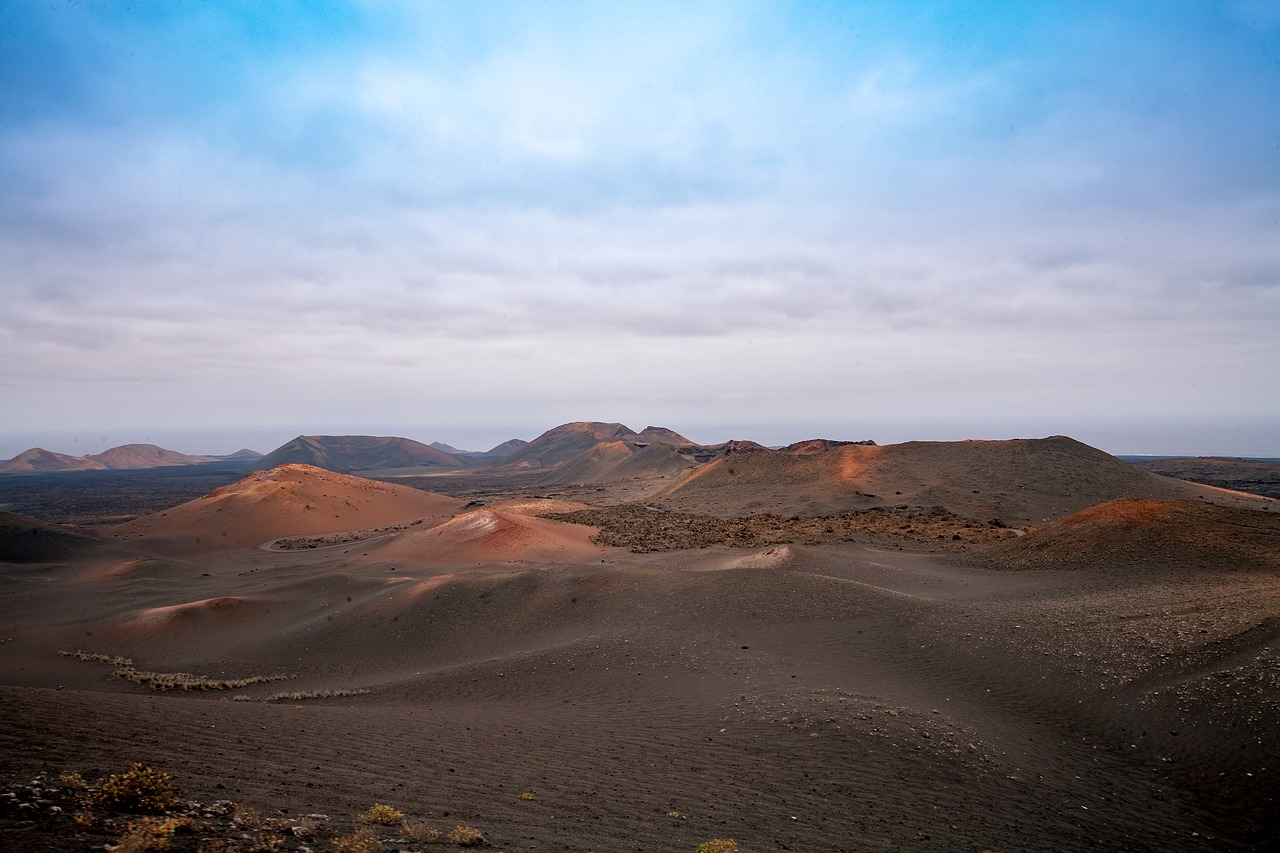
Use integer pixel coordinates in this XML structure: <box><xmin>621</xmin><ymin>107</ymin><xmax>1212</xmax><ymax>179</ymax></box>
<box><xmin>89</xmin><ymin>764</ymin><xmax>179</xmax><ymax>814</ymax></box>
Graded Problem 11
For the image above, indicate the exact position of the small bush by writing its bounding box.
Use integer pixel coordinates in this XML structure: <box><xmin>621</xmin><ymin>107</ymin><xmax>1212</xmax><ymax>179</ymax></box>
<box><xmin>447</xmin><ymin>824</ymin><xmax>483</xmax><ymax>846</ymax></box>
<box><xmin>401</xmin><ymin>818</ymin><xmax>440</xmax><ymax>842</ymax></box>
<box><xmin>696</xmin><ymin>841</ymin><xmax>739</xmax><ymax>853</ymax></box>
<box><xmin>518</xmin><ymin>791</ymin><xmax>536</xmax><ymax>800</ymax></box>
<box><xmin>59</xmin><ymin>771</ymin><xmax>87</xmax><ymax>790</ymax></box>
<box><xmin>107</xmin><ymin>816</ymin><xmax>193</xmax><ymax>852</ymax></box>
<box><xmin>356</xmin><ymin>803</ymin><xmax>405</xmax><ymax>825</ymax></box>
<box><xmin>331</xmin><ymin>829</ymin><xmax>382</xmax><ymax>852</ymax></box>
<box><xmin>89</xmin><ymin>764</ymin><xmax>180</xmax><ymax>814</ymax></box>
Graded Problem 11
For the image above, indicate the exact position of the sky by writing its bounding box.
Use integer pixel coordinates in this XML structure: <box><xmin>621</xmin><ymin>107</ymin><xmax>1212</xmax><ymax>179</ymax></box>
<box><xmin>2</xmin><ymin>0</ymin><xmax>1278</xmax><ymax>458</ymax></box>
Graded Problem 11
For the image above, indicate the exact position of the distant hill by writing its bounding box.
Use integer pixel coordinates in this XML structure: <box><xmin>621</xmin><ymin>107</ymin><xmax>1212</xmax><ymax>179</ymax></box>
<box><xmin>635</xmin><ymin>426</ymin><xmax>695</xmax><ymax>445</ymax></box>
<box><xmin>430</xmin><ymin>441</ymin><xmax>468</xmax><ymax>454</ymax></box>
<box><xmin>1129</xmin><ymin>457</ymin><xmax>1280</xmax><ymax>499</ymax></box>
<box><xmin>1</xmin><ymin>443</ymin><xmax>221</xmax><ymax>474</ymax></box>
<box><xmin>430</xmin><ymin>438</ymin><xmax>530</xmax><ymax>461</ymax></box>
<box><xmin>221</xmin><ymin>448</ymin><xmax>263</xmax><ymax>461</ymax></box>
<box><xmin>0</xmin><ymin>448</ymin><xmax>108</xmax><ymax>474</ymax></box>
<box><xmin>497</xmin><ymin>422</ymin><xmax>639</xmax><ymax>470</ymax></box>
<box><xmin>254</xmin><ymin>435</ymin><xmax>462</xmax><ymax>472</ymax></box>
<box><xmin>484</xmin><ymin>438</ymin><xmax>529</xmax><ymax>457</ymax></box>
<box><xmin>651</xmin><ymin>436</ymin><xmax>1276</xmax><ymax>523</ymax></box>
<box><xmin>495</xmin><ymin>421</ymin><xmax>710</xmax><ymax>483</ymax></box>
<box><xmin>86</xmin><ymin>443</ymin><xmax>216</xmax><ymax>469</ymax></box>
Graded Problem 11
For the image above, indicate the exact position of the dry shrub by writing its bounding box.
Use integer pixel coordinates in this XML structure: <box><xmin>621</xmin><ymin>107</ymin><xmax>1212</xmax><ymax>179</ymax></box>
<box><xmin>447</xmin><ymin>824</ymin><xmax>483</xmax><ymax>846</ymax></box>
<box><xmin>356</xmin><ymin>803</ymin><xmax>405</xmax><ymax>825</ymax></box>
<box><xmin>331</xmin><ymin>828</ymin><xmax>383</xmax><ymax>853</ymax></box>
<box><xmin>61</xmin><ymin>650</ymin><xmax>133</xmax><ymax>666</ymax></box>
<box><xmin>262</xmin><ymin>688</ymin><xmax>370</xmax><ymax>701</ymax></box>
<box><xmin>696</xmin><ymin>841</ymin><xmax>739</xmax><ymax>853</ymax></box>
<box><xmin>233</xmin><ymin>804</ymin><xmax>265</xmax><ymax>829</ymax></box>
<box><xmin>248</xmin><ymin>834</ymin><xmax>284</xmax><ymax>852</ymax></box>
<box><xmin>114</xmin><ymin>667</ymin><xmax>291</xmax><ymax>691</ymax></box>
<box><xmin>89</xmin><ymin>764</ymin><xmax>180</xmax><ymax>814</ymax></box>
<box><xmin>518</xmin><ymin>791</ymin><xmax>536</xmax><ymax>801</ymax></box>
<box><xmin>401</xmin><ymin>818</ymin><xmax>440</xmax><ymax>842</ymax></box>
<box><xmin>59</xmin><ymin>770</ymin><xmax>87</xmax><ymax>790</ymax></box>
<box><xmin>107</xmin><ymin>816</ymin><xmax>193</xmax><ymax>852</ymax></box>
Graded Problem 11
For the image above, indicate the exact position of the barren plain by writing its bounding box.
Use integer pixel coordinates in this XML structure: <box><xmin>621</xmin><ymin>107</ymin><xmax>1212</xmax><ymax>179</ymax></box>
<box><xmin>1</xmin><ymin>426</ymin><xmax>1277</xmax><ymax>852</ymax></box>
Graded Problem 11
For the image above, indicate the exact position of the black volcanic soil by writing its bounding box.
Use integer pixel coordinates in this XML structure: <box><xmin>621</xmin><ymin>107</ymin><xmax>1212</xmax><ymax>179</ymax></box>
<box><xmin>0</xmin><ymin>463</ymin><xmax>251</xmax><ymax>525</ymax></box>
<box><xmin>1132</xmin><ymin>457</ymin><xmax>1280</xmax><ymax>499</ymax></box>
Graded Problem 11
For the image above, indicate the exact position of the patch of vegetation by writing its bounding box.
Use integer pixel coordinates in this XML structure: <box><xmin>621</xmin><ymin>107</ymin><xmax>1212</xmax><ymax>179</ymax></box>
<box><xmin>331</xmin><ymin>828</ymin><xmax>383</xmax><ymax>852</ymax></box>
<box><xmin>60</xmin><ymin>649</ymin><xmax>134</xmax><ymax>666</ymax></box>
<box><xmin>11</xmin><ymin>765</ymin><xmax>499</xmax><ymax>852</ymax></box>
<box><xmin>89</xmin><ymin>764</ymin><xmax>180</xmax><ymax>814</ymax></box>
<box><xmin>107</xmin><ymin>815</ymin><xmax>194</xmax><ymax>852</ymax></box>
<box><xmin>113</xmin><ymin>667</ymin><xmax>293</xmax><ymax>691</ymax></box>
<box><xmin>447</xmin><ymin>824</ymin><xmax>484</xmax><ymax>846</ymax></box>
<box><xmin>696</xmin><ymin>840</ymin><xmax>739</xmax><ymax>853</ymax></box>
<box><xmin>543</xmin><ymin>504</ymin><xmax>1019</xmax><ymax>552</ymax></box>
<box><xmin>258</xmin><ymin>688</ymin><xmax>370</xmax><ymax>701</ymax></box>
<box><xmin>356</xmin><ymin>803</ymin><xmax>405</xmax><ymax>825</ymax></box>
<box><xmin>401</xmin><ymin>818</ymin><xmax>441</xmax><ymax>841</ymax></box>
<box><xmin>518</xmin><ymin>791</ymin><xmax>536</xmax><ymax>800</ymax></box>
<box><xmin>59</xmin><ymin>770</ymin><xmax>87</xmax><ymax>790</ymax></box>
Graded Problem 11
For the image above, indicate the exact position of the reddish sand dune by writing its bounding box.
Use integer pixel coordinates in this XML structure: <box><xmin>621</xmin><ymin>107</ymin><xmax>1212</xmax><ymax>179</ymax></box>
<box><xmin>119</xmin><ymin>596</ymin><xmax>257</xmax><ymax>637</ymax></box>
<box><xmin>366</xmin><ymin>505</ymin><xmax>616</xmax><ymax>566</ymax></box>
<box><xmin>112</xmin><ymin>464</ymin><xmax>465</xmax><ymax>550</ymax></box>
<box><xmin>655</xmin><ymin>436</ymin><xmax>1276</xmax><ymax>522</ymax></box>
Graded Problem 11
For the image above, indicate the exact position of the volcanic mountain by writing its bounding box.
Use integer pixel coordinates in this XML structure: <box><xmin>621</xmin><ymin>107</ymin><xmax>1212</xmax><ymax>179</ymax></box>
<box><xmin>1</xmin><ymin>444</ymin><xmax>221</xmax><ymax>474</ymax></box>
<box><xmin>86</xmin><ymin>444</ymin><xmax>217</xmax><ymax>469</ymax></box>
<box><xmin>495</xmin><ymin>422</ymin><xmax>703</xmax><ymax>484</ymax></box>
<box><xmin>496</xmin><ymin>422</ymin><xmax>639</xmax><ymax>469</ymax></box>
<box><xmin>113</xmin><ymin>463</ymin><xmax>464</xmax><ymax>550</ymax></box>
<box><xmin>0</xmin><ymin>448</ymin><xmax>108</xmax><ymax>474</ymax></box>
<box><xmin>653</xmin><ymin>435</ymin><xmax>1276</xmax><ymax>523</ymax></box>
<box><xmin>254</xmin><ymin>435</ymin><xmax>462</xmax><ymax>473</ymax></box>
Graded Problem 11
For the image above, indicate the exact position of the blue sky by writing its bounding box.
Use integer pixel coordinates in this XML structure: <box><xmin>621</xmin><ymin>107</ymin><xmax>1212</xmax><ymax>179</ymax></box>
<box><xmin>2</xmin><ymin>1</ymin><xmax>1278</xmax><ymax>456</ymax></box>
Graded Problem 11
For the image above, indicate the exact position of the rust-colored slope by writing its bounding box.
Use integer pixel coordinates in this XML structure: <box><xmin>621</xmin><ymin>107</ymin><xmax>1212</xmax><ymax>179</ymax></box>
<box><xmin>366</xmin><ymin>505</ymin><xmax>616</xmax><ymax>566</ymax></box>
<box><xmin>655</xmin><ymin>436</ymin><xmax>1275</xmax><ymax>523</ymax></box>
<box><xmin>998</xmin><ymin>498</ymin><xmax>1280</xmax><ymax>570</ymax></box>
<box><xmin>112</xmin><ymin>464</ymin><xmax>464</xmax><ymax>550</ymax></box>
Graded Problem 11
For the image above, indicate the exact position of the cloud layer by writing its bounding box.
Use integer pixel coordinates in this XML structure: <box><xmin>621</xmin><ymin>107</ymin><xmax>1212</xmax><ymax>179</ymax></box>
<box><xmin>2</xmin><ymin>1</ymin><xmax>1278</xmax><ymax>455</ymax></box>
